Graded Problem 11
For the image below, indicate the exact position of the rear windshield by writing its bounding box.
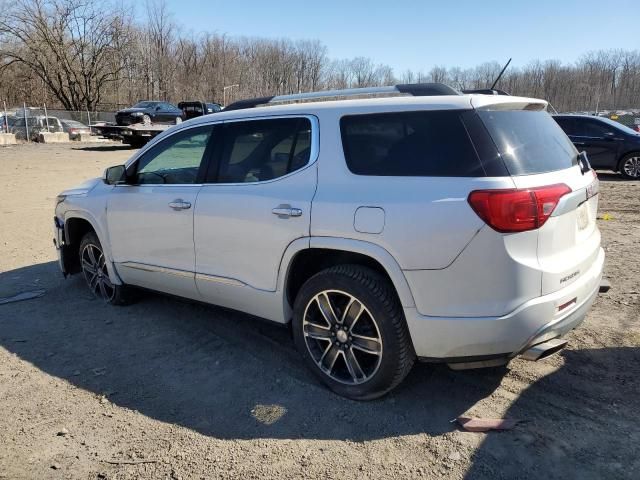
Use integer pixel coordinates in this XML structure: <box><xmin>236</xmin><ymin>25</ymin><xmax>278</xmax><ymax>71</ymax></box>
<box><xmin>340</xmin><ymin>110</ymin><xmax>484</xmax><ymax>177</ymax></box>
<box><xmin>477</xmin><ymin>110</ymin><xmax>578</xmax><ymax>175</ymax></box>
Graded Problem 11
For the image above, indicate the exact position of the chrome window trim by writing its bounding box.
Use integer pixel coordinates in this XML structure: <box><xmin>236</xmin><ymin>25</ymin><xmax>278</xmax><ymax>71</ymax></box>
<box><xmin>123</xmin><ymin>114</ymin><xmax>319</xmax><ymax>187</ymax></box>
<box><xmin>206</xmin><ymin>114</ymin><xmax>319</xmax><ymax>186</ymax></box>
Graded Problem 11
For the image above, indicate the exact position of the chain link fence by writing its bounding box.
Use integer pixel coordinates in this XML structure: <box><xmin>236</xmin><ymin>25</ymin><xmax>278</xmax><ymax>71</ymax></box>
<box><xmin>1</xmin><ymin>104</ymin><xmax>117</xmax><ymax>140</ymax></box>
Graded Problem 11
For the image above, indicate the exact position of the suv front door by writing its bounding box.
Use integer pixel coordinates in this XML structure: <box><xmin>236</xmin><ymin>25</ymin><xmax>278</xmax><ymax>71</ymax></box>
<box><xmin>193</xmin><ymin>116</ymin><xmax>317</xmax><ymax>317</ymax></box>
<box><xmin>107</xmin><ymin>125</ymin><xmax>216</xmax><ymax>299</ymax></box>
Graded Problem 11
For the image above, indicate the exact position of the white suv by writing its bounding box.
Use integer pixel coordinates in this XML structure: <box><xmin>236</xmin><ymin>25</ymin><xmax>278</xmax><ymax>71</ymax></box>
<box><xmin>54</xmin><ymin>84</ymin><xmax>605</xmax><ymax>400</ymax></box>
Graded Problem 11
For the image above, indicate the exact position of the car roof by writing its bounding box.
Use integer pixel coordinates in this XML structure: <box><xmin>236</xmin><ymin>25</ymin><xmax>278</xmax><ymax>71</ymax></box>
<box><xmin>126</xmin><ymin>92</ymin><xmax>548</xmax><ymax>168</ymax></box>
<box><xmin>553</xmin><ymin>114</ymin><xmax>597</xmax><ymax>118</ymax></box>
<box><xmin>182</xmin><ymin>94</ymin><xmax>547</xmax><ymax>126</ymax></box>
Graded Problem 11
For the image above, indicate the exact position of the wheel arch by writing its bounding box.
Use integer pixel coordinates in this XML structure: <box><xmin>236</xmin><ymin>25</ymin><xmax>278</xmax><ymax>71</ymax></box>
<box><xmin>279</xmin><ymin>237</ymin><xmax>416</xmax><ymax>320</ymax></box>
<box><xmin>62</xmin><ymin>211</ymin><xmax>121</xmax><ymax>284</ymax></box>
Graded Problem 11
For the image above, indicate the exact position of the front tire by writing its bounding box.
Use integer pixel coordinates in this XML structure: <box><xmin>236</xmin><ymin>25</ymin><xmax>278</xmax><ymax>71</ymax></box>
<box><xmin>292</xmin><ymin>265</ymin><xmax>415</xmax><ymax>400</ymax></box>
<box><xmin>79</xmin><ymin>232</ymin><xmax>133</xmax><ymax>305</ymax></box>
<box><xmin>619</xmin><ymin>153</ymin><xmax>640</xmax><ymax>179</ymax></box>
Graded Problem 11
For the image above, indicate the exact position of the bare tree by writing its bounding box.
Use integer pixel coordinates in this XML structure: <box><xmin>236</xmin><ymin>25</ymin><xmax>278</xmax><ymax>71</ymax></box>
<box><xmin>2</xmin><ymin>0</ymin><xmax>640</xmax><ymax>113</ymax></box>
<box><xmin>0</xmin><ymin>0</ymin><xmax>133</xmax><ymax>110</ymax></box>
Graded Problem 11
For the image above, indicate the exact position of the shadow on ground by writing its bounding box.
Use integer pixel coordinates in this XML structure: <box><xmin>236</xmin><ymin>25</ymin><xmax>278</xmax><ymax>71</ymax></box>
<box><xmin>0</xmin><ymin>262</ymin><xmax>505</xmax><ymax>441</ymax></box>
<box><xmin>71</xmin><ymin>144</ymin><xmax>138</xmax><ymax>152</ymax></box>
<box><xmin>465</xmin><ymin>345</ymin><xmax>640</xmax><ymax>479</ymax></box>
<box><xmin>595</xmin><ymin>171</ymin><xmax>626</xmax><ymax>182</ymax></box>
<box><xmin>1</xmin><ymin>263</ymin><xmax>639</xmax><ymax>480</ymax></box>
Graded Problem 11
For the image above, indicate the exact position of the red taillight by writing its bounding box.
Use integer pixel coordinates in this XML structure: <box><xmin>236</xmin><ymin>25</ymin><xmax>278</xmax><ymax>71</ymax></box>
<box><xmin>468</xmin><ymin>184</ymin><xmax>571</xmax><ymax>233</ymax></box>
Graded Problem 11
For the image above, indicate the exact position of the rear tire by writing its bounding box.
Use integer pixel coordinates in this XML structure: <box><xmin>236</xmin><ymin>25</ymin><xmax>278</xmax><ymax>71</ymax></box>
<box><xmin>79</xmin><ymin>232</ymin><xmax>134</xmax><ymax>306</ymax></box>
<box><xmin>292</xmin><ymin>265</ymin><xmax>415</xmax><ymax>400</ymax></box>
<box><xmin>619</xmin><ymin>153</ymin><xmax>640</xmax><ymax>179</ymax></box>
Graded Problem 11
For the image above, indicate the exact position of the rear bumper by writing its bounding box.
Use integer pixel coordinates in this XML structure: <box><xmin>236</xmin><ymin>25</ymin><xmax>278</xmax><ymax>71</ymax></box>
<box><xmin>405</xmin><ymin>247</ymin><xmax>605</xmax><ymax>359</ymax></box>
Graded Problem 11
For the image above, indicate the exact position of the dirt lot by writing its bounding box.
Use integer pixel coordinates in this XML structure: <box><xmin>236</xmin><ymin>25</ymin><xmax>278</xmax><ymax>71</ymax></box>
<box><xmin>0</xmin><ymin>143</ymin><xmax>639</xmax><ymax>480</ymax></box>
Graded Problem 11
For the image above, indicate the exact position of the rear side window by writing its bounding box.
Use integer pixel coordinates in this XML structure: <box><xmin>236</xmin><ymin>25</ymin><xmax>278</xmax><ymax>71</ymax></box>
<box><xmin>554</xmin><ymin>117</ymin><xmax>577</xmax><ymax>136</ymax></box>
<box><xmin>216</xmin><ymin>118</ymin><xmax>312</xmax><ymax>183</ymax></box>
<box><xmin>478</xmin><ymin>110</ymin><xmax>578</xmax><ymax>175</ymax></box>
<box><xmin>340</xmin><ymin>110</ymin><xmax>484</xmax><ymax>177</ymax></box>
<box><xmin>578</xmin><ymin>119</ymin><xmax>616</xmax><ymax>137</ymax></box>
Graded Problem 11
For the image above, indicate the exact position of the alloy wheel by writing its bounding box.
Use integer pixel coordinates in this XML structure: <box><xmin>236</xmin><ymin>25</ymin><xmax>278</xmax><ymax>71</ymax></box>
<box><xmin>81</xmin><ymin>243</ymin><xmax>115</xmax><ymax>302</ymax></box>
<box><xmin>302</xmin><ymin>290</ymin><xmax>383</xmax><ymax>385</ymax></box>
<box><xmin>623</xmin><ymin>156</ymin><xmax>640</xmax><ymax>178</ymax></box>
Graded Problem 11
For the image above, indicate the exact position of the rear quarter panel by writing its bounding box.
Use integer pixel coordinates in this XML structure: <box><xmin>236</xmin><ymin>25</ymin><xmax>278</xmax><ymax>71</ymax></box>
<box><xmin>310</xmin><ymin>109</ymin><xmax>516</xmax><ymax>270</ymax></box>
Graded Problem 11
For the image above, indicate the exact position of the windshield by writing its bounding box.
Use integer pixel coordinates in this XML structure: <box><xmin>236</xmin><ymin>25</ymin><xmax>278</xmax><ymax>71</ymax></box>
<box><xmin>132</xmin><ymin>102</ymin><xmax>157</xmax><ymax>109</ymax></box>
<box><xmin>477</xmin><ymin>110</ymin><xmax>578</xmax><ymax>175</ymax></box>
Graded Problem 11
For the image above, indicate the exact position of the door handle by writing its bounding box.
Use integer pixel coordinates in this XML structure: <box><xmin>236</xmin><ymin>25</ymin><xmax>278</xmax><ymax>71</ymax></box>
<box><xmin>168</xmin><ymin>199</ymin><xmax>192</xmax><ymax>210</ymax></box>
<box><xmin>272</xmin><ymin>205</ymin><xmax>303</xmax><ymax>218</ymax></box>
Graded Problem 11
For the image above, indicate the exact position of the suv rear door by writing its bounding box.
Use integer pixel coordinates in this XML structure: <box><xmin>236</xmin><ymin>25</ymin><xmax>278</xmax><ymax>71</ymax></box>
<box><xmin>193</xmin><ymin>116</ymin><xmax>317</xmax><ymax>313</ymax></box>
<box><xmin>567</xmin><ymin>117</ymin><xmax>620</xmax><ymax>169</ymax></box>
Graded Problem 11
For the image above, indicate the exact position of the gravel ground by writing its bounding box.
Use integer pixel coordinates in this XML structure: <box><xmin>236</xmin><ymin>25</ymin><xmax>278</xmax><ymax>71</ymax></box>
<box><xmin>0</xmin><ymin>143</ymin><xmax>638</xmax><ymax>480</ymax></box>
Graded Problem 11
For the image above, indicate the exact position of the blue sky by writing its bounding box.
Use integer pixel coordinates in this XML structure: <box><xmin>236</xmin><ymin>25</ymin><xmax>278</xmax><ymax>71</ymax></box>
<box><xmin>162</xmin><ymin>0</ymin><xmax>637</xmax><ymax>72</ymax></box>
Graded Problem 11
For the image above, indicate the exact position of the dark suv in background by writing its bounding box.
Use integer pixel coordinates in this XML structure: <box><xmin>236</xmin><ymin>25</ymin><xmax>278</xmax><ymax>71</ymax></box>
<box><xmin>554</xmin><ymin>114</ymin><xmax>640</xmax><ymax>179</ymax></box>
<box><xmin>115</xmin><ymin>101</ymin><xmax>183</xmax><ymax>126</ymax></box>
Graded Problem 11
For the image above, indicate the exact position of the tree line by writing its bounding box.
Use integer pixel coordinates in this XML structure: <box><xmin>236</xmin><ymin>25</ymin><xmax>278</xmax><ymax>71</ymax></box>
<box><xmin>1</xmin><ymin>0</ymin><xmax>639</xmax><ymax>113</ymax></box>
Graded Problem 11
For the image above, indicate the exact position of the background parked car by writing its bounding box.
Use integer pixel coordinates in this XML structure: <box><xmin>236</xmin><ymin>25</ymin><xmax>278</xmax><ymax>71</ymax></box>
<box><xmin>60</xmin><ymin>119</ymin><xmax>91</xmax><ymax>140</ymax></box>
<box><xmin>115</xmin><ymin>101</ymin><xmax>183</xmax><ymax>126</ymax></box>
<box><xmin>178</xmin><ymin>101</ymin><xmax>222</xmax><ymax>120</ymax></box>
<box><xmin>0</xmin><ymin>114</ymin><xmax>12</xmax><ymax>133</ymax></box>
<box><xmin>554</xmin><ymin>114</ymin><xmax>640</xmax><ymax>179</ymax></box>
<box><xmin>10</xmin><ymin>116</ymin><xmax>63</xmax><ymax>141</ymax></box>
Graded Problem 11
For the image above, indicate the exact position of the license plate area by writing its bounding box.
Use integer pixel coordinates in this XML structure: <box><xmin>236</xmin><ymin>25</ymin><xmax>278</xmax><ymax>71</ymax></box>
<box><xmin>576</xmin><ymin>202</ymin><xmax>589</xmax><ymax>230</ymax></box>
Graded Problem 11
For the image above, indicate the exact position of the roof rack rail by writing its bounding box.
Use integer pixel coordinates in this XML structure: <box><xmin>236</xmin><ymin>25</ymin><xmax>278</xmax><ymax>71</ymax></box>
<box><xmin>461</xmin><ymin>88</ymin><xmax>510</xmax><ymax>96</ymax></box>
<box><xmin>224</xmin><ymin>83</ymin><xmax>460</xmax><ymax>111</ymax></box>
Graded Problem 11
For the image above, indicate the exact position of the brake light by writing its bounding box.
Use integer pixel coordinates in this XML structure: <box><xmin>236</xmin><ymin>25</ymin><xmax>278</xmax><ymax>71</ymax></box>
<box><xmin>468</xmin><ymin>184</ymin><xmax>571</xmax><ymax>233</ymax></box>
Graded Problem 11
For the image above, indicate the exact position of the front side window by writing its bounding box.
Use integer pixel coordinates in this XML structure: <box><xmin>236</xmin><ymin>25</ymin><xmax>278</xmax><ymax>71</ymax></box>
<box><xmin>340</xmin><ymin>110</ymin><xmax>484</xmax><ymax>177</ymax></box>
<box><xmin>134</xmin><ymin>126</ymin><xmax>213</xmax><ymax>184</ymax></box>
<box><xmin>215</xmin><ymin>117</ymin><xmax>312</xmax><ymax>183</ymax></box>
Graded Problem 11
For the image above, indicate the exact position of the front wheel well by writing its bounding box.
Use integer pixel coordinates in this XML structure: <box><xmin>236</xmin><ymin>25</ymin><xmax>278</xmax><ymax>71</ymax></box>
<box><xmin>63</xmin><ymin>217</ymin><xmax>96</xmax><ymax>274</ymax></box>
<box><xmin>285</xmin><ymin>248</ymin><xmax>398</xmax><ymax>307</ymax></box>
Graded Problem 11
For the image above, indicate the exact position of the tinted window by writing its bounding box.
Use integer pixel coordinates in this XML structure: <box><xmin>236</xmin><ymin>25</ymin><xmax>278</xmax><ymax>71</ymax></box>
<box><xmin>596</xmin><ymin>117</ymin><xmax>640</xmax><ymax>135</ymax></box>
<box><xmin>135</xmin><ymin>126</ymin><xmax>213</xmax><ymax>184</ymax></box>
<box><xmin>340</xmin><ymin>110</ymin><xmax>483</xmax><ymax>176</ymax></box>
<box><xmin>577</xmin><ymin>119</ymin><xmax>615</xmax><ymax>137</ymax></box>
<box><xmin>554</xmin><ymin>117</ymin><xmax>578</xmax><ymax>136</ymax></box>
<box><xmin>133</xmin><ymin>102</ymin><xmax>157</xmax><ymax>109</ymax></box>
<box><xmin>478</xmin><ymin>110</ymin><xmax>578</xmax><ymax>175</ymax></box>
<box><xmin>216</xmin><ymin>118</ymin><xmax>312</xmax><ymax>183</ymax></box>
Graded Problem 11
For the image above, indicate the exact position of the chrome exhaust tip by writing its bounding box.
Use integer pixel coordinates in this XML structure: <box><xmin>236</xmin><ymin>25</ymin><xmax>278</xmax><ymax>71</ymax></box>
<box><xmin>521</xmin><ymin>338</ymin><xmax>568</xmax><ymax>362</ymax></box>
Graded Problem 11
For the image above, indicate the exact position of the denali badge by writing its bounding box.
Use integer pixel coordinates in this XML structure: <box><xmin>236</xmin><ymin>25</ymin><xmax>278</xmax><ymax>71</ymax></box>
<box><xmin>560</xmin><ymin>271</ymin><xmax>580</xmax><ymax>284</ymax></box>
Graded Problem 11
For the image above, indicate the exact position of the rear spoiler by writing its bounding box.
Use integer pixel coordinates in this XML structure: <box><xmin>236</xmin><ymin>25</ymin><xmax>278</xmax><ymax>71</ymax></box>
<box><xmin>462</xmin><ymin>88</ymin><xmax>510</xmax><ymax>96</ymax></box>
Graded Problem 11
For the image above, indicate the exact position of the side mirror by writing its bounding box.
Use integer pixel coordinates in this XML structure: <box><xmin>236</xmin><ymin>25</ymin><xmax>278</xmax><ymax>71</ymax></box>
<box><xmin>155</xmin><ymin>106</ymin><xmax>162</xmax><ymax>111</ymax></box>
<box><xmin>103</xmin><ymin>165</ymin><xmax>126</xmax><ymax>185</ymax></box>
